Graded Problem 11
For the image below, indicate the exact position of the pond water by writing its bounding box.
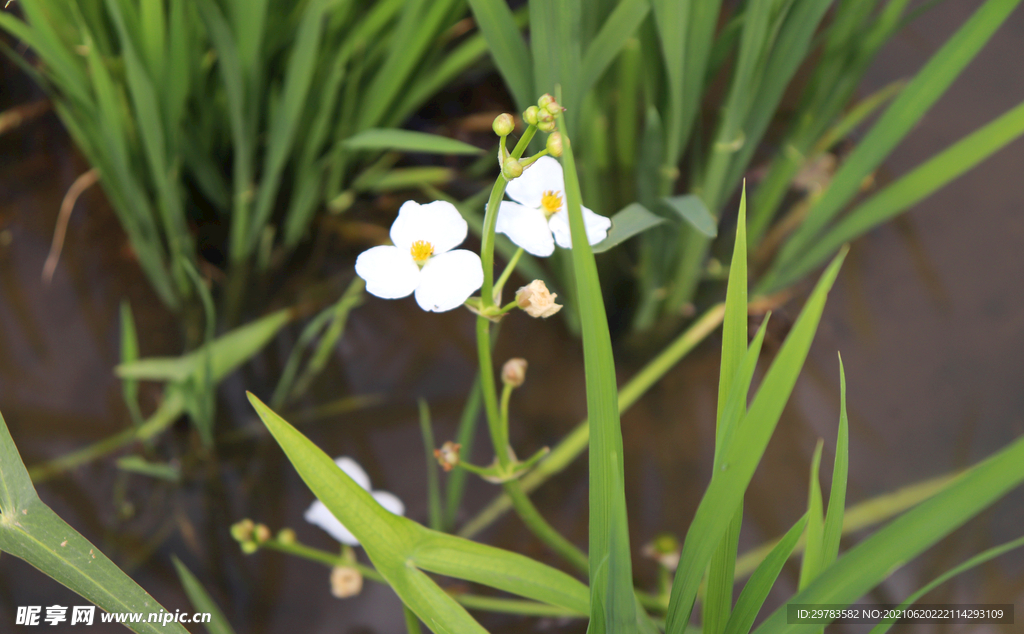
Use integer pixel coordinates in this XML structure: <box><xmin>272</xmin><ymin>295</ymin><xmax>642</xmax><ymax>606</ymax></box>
<box><xmin>1</xmin><ymin>4</ymin><xmax>1023</xmax><ymax>633</ymax></box>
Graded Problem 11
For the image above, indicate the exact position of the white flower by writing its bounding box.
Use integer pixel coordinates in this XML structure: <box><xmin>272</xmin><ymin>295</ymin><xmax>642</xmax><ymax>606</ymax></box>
<box><xmin>355</xmin><ymin>200</ymin><xmax>483</xmax><ymax>312</ymax></box>
<box><xmin>304</xmin><ymin>457</ymin><xmax>405</xmax><ymax>546</ymax></box>
<box><xmin>495</xmin><ymin>156</ymin><xmax>611</xmax><ymax>257</ymax></box>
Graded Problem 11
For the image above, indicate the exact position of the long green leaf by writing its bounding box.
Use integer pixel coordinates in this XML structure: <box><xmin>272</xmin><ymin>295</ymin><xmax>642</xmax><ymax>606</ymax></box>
<box><xmin>723</xmin><ymin>513</ymin><xmax>808</xmax><ymax>634</ymax></box>
<box><xmin>579</xmin><ymin>0</ymin><xmax>650</xmax><ymax>97</ymax></box>
<box><xmin>558</xmin><ymin>106</ymin><xmax>635</xmax><ymax>630</ymax></box>
<box><xmin>0</xmin><ymin>411</ymin><xmax>187</xmax><ymax>634</ymax></box>
<box><xmin>466</xmin><ymin>0</ymin><xmax>534</xmax><ymax>110</ymax></box>
<box><xmin>770</xmin><ymin>99</ymin><xmax>1024</xmax><ymax>290</ymax></box>
<box><xmin>868</xmin><ymin>534</ymin><xmax>1024</xmax><ymax>634</ymax></box>
<box><xmin>343</xmin><ymin>128</ymin><xmax>483</xmax><ymax>155</ymax></box>
<box><xmin>665</xmin><ymin>247</ymin><xmax>848</xmax><ymax>633</ymax></box>
<box><xmin>772</xmin><ymin>0</ymin><xmax>1022</xmax><ymax>275</ymax></box>
<box><xmin>705</xmin><ymin>186</ymin><xmax>749</xmax><ymax>634</ymax></box>
<box><xmin>753</xmin><ymin>432</ymin><xmax>1024</xmax><ymax>633</ymax></box>
<box><xmin>821</xmin><ymin>354</ymin><xmax>849</xmax><ymax>568</ymax></box>
<box><xmin>660</xmin><ymin>194</ymin><xmax>717</xmax><ymax>238</ymax></box>
<box><xmin>171</xmin><ymin>557</ymin><xmax>237</xmax><ymax>634</ymax></box>
<box><xmin>798</xmin><ymin>440</ymin><xmax>825</xmax><ymax>589</ymax></box>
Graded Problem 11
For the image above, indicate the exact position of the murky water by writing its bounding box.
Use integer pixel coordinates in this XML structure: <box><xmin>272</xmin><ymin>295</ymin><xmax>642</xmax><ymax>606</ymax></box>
<box><xmin>2</xmin><ymin>4</ymin><xmax>1023</xmax><ymax>632</ymax></box>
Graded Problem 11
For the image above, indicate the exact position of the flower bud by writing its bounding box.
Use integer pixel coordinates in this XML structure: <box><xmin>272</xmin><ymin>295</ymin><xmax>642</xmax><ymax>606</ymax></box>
<box><xmin>545</xmin><ymin>132</ymin><xmax>564</xmax><ymax>157</ymax></box>
<box><xmin>515</xmin><ymin>280</ymin><xmax>562</xmax><ymax>318</ymax></box>
<box><xmin>330</xmin><ymin>566</ymin><xmax>364</xmax><ymax>599</ymax></box>
<box><xmin>501</xmin><ymin>358</ymin><xmax>528</xmax><ymax>387</ymax></box>
<box><xmin>536</xmin><ymin>109</ymin><xmax>556</xmax><ymax>133</ymax></box>
<box><xmin>277</xmin><ymin>528</ymin><xmax>296</xmax><ymax>545</ymax></box>
<box><xmin>254</xmin><ymin>523</ymin><xmax>272</xmax><ymax>544</ymax></box>
<box><xmin>433</xmin><ymin>441</ymin><xmax>462</xmax><ymax>472</ymax></box>
<box><xmin>502</xmin><ymin>156</ymin><xmax>523</xmax><ymax>180</ymax></box>
<box><xmin>523</xmin><ymin>106</ymin><xmax>539</xmax><ymax>126</ymax></box>
<box><xmin>492</xmin><ymin>113</ymin><xmax>515</xmax><ymax>137</ymax></box>
<box><xmin>538</xmin><ymin>93</ymin><xmax>555</xmax><ymax>110</ymax></box>
<box><xmin>240</xmin><ymin>541</ymin><xmax>259</xmax><ymax>555</ymax></box>
<box><xmin>642</xmin><ymin>533</ymin><xmax>681</xmax><ymax>570</ymax></box>
<box><xmin>230</xmin><ymin>519</ymin><xmax>254</xmax><ymax>543</ymax></box>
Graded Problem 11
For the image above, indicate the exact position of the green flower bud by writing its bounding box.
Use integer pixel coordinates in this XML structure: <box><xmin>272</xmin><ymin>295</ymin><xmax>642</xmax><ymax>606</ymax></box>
<box><xmin>277</xmin><ymin>528</ymin><xmax>296</xmax><ymax>545</ymax></box>
<box><xmin>230</xmin><ymin>519</ymin><xmax>255</xmax><ymax>543</ymax></box>
<box><xmin>254</xmin><ymin>523</ymin><xmax>272</xmax><ymax>544</ymax></box>
<box><xmin>537</xmin><ymin>119</ymin><xmax>556</xmax><ymax>133</ymax></box>
<box><xmin>240</xmin><ymin>541</ymin><xmax>259</xmax><ymax>555</ymax></box>
<box><xmin>523</xmin><ymin>106</ymin><xmax>539</xmax><ymax>126</ymax></box>
<box><xmin>502</xmin><ymin>157</ymin><xmax>523</xmax><ymax>180</ymax></box>
<box><xmin>538</xmin><ymin>93</ymin><xmax>555</xmax><ymax>110</ymax></box>
<box><xmin>492</xmin><ymin>113</ymin><xmax>514</xmax><ymax>136</ymax></box>
<box><xmin>546</xmin><ymin>132</ymin><xmax>564</xmax><ymax>157</ymax></box>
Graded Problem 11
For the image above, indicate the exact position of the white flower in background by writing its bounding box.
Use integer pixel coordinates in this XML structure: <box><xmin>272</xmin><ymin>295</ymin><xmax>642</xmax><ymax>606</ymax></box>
<box><xmin>304</xmin><ymin>457</ymin><xmax>405</xmax><ymax>546</ymax></box>
<box><xmin>496</xmin><ymin>156</ymin><xmax>611</xmax><ymax>257</ymax></box>
<box><xmin>355</xmin><ymin>200</ymin><xmax>483</xmax><ymax>312</ymax></box>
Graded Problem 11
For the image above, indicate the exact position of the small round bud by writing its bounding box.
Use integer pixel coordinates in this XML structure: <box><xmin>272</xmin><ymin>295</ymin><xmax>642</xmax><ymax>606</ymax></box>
<box><xmin>433</xmin><ymin>441</ymin><xmax>462</xmax><ymax>472</ymax></box>
<box><xmin>254</xmin><ymin>523</ymin><xmax>272</xmax><ymax>544</ymax></box>
<box><xmin>538</xmin><ymin>94</ymin><xmax>555</xmax><ymax>110</ymax></box>
<box><xmin>516</xmin><ymin>280</ymin><xmax>562</xmax><ymax>318</ymax></box>
<box><xmin>523</xmin><ymin>106</ymin><xmax>539</xmax><ymax>126</ymax></box>
<box><xmin>537</xmin><ymin>120</ymin><xmax>556</xmax><ymax>133</ymax></box>
<box><xmin>546</xmin><ymin>132</ymin><xmax>564</xmax><ymax>157</ymax></box>
<box><xmin>502</xmin><ymin>157</ymin><xmax>523</xmax><ymax>180</ymax></box>
<box><xmin>642</xmin><ymin>532</ymin><xmax>681</xmax><ymax>570</ymax></box>
<box><xmin>330</xmin><ymin>566</ymin><xmax>363</xmax><ymax>599</ymax></box>
<box><xmin>492</xmin><ymin>113</ymin><xmax>515</xmax><ymax>136</ymax></box>
<box><xmin>277</xmin><ymin>528</ymin><xmax>296</xmax><ymax>545</ymax></box>
<box><xmin>502</xmin><ymin>358</ymin><xmax>528</xmax><ymax>388</ymax></box>
<box><xmin>230</xmin><ymin>519</ymin><xmax>255</xmax><ymax>543</ymax></box>
<box><xmin>240</xmin><ymin>541</ymin><xmax>259</xmax><ymax>555</ymax></box>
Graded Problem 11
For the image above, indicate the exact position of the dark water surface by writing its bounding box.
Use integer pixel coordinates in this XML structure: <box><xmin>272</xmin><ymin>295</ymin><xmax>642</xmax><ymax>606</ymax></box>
<box><xmin>2</xmin><ymin>3</ymin><xmax>1023</xmax><ymax>633</ymax></box>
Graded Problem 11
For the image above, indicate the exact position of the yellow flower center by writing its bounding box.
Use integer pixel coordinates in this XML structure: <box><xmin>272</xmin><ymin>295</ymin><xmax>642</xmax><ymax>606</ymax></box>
<box><xmin>540</xmin><ymin>190</ymin><xmax>563</xmax><ymax>218</ymax></box>
<box><xmin>410</xmin><ymin>240</ymin><xmax>434</xmax><ymax>265</ymax></box>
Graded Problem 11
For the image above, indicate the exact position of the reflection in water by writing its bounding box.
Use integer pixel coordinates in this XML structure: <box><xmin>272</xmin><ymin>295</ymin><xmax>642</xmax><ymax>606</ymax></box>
<box><xmin>2</xmin><ymin>5</ymin><xmax>1023</xmax><ymax>632</ymax></box>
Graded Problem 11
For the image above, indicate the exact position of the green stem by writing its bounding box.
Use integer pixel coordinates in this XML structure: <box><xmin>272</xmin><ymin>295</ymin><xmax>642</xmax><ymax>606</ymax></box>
<box><xmin>261</xmin><ymin>540</ymin><xmax>386</xmax><ymax>583</ymax></box>
<box><xmin>493</xmin><ymin>247</ymin><xmax>525</xmax><ymax>301</ymax></box>
<box><xmin>476</xmin><ymin>316</ymin><xmax>509</xmax><ymax>469</ymax></box>
<box><xmin>480</xmin><ymin>127</ymin><xmax>537</xmax><ymax>308</ymax></box>
<box><xmin>503</xmin><ymin>479</ymin><xmax>590</xmax><ymax>574</ymax></box>
<box><xmin>499</xmin><ymin>383</ymin><xmax>513</xmax><ymax>453</ymax></box>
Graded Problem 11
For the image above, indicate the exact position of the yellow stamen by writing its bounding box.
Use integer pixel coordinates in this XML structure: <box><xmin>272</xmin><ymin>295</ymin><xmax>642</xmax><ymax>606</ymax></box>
<box><xmin>540</xmin><ymin>190</ymin><xmax>563</xmax><ymax>218</ymax></box>
<box><xmin>410</xmin><ymin>240</ymin><xmax>434</xmax><ymax>264</ymax></box>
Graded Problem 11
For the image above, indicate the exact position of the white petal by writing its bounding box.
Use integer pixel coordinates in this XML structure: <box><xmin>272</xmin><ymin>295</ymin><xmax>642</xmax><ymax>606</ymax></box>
<box><xmin>505</xmin><ymin>156</ymin><xmax>565</xmax><ymax>208</ymax></box>
<box><xmin>549</xmin><ymin>205</ymin><xmax>612</xmax><ymax>249</ymax></box>
<box><xmin>389</xmin><ymin>200</ymin><xmax>468</xmax><ymax>254</ymax></box>
<box><xmin>496</xmin><ymin>201</ymin><xmax>555</xmax><ymax>257</ymax></box>
<box><xmin>414</xmin><ymin>249</ymin><xmax>484</xmax><ymax>312</ymax></box>
<box><xmin>355</xmin><ymin>246</ymin><xmax>420</xmax><ymax>299</ymax></box>
<box><xmin>372</xmin><ymin>490</ymin><xmax>405</xmax><ymax>517</ymax></box>
<box><xmin>304</xmin><ymin>500</ymin><xmax>359</xmax><ymax>546</ymax></box>
<box><xmin>334</xmin><ymin>456</ymin><xmax>372</xmax><ymax>491</ymax></box>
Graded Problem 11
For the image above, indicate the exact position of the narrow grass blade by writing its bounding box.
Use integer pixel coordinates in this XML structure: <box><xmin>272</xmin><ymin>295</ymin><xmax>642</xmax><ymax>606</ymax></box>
<box><xmin>773</xmin><ymin>0</ymin><xmax>1022</xmax><ymax>274</ymax></box>
<box><xmin>798</xmin><ymin>440</ymin><xmax>825</xmax><ymax>589</ymax></box>
<box><xmin>579</xmin><ymin>0</ymin><xmax>649</xmax><ymax>97</ymax></box>
<box><xmin>650</xmin><ymin>0</ymin><xmax>693</xmax><ymax>167</ymax></box>
<box><xmin>119</xmin><ymin>301</ymin><xmax>144</xmax><ymax>428</ymax></box>
<box><xmin>557</xmin><ymin>105</ymin><xmax>636</xmax><ymax>630</ymax></box>
<box><xmin>182</xmin><ymin>260</ymin><xmax>216</xmax><ymax>446</ymax></box>
<box><xmin>723</xmin><ymin>513</ymin><xmax>809</xmax><ymax>634</ymax></box>
<box><xmin>343</xmin><ymin>128</ymin><xmax>484</xmax><ymax>154</ymax></box>
<box><xmin>0</xmin><ymin>411</ymin><xmax>187</xmax><ymax>633</ymax></box>
<box><xmin>171</xmin><ymin>557</ymin><xmax>236</xmax><ymax>634</ymax></box>
<box><xmin>704</xmin><ymin>186</ymin><xmax>750</xmax><ymax>634</ymax></box>
<box><xmin>769</xmin><ymin>99</ymin><xmax>1024</xmax><ymax>291</ymax></box>
<box><xmin>753</xmin><ymin>433</ymin><xmax>1024</xmax><ymax>633</ymax></box>
<box><xmin>591</xmin><ymin>203</ymin><xmax>667</xmax><ymax>253</ymax></box>
<box><xmin>868</xmin><ymin>534</ymin><xmax>1024</xmax><ymax>634</ymax></box>
<box><xmin>418</xmin><ymin>399</ymin><xmax>442</xmax><ymax>532</ymax></box>
<box><xmin>665</xmin><ymin>248</ymin><xmax>848</xmax><ymax>634</ymax></box>
<box><xmin>466</xmin><ymin>0</ymin><xmax>533</xmax><ymax>109</ymax></box>
<box><xmin>117</xmin><ymin>309</ymin><xmax>292</xmax><ymax>384</ymax></box>
<box><xmin>821</xmin><ymin>354</ymin><xmax>849</xmax><ymax>569</ymax></box>
<box><xmin>530</xmin><ymin>0</ymin><xmax>581</xmax><ymax>121</ymax></box>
